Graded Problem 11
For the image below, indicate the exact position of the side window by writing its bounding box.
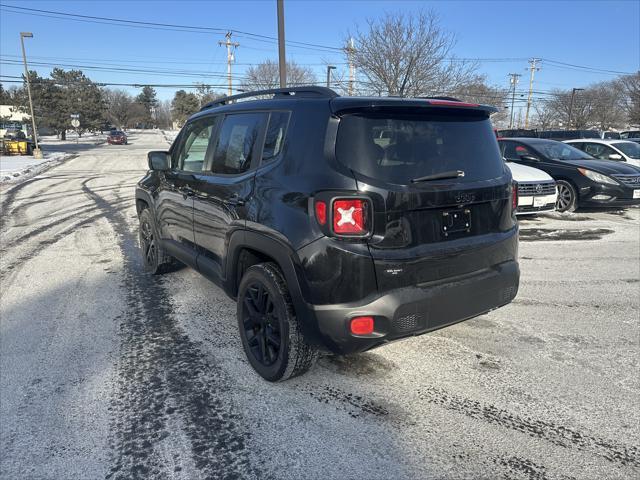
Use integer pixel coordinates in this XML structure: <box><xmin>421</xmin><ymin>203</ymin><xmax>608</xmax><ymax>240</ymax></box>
<box><xmin>509</xmin><ymin>143</ymin><xmax>535</xmax><ymax>160</ymax></box>
<box><xmin>211</xmin><ymin>113</ymin><xmax>265</xmax><ymax>175</ymax></box>
<box><xmin>177</xmin><ymin>118</ymin><xmax>217</xmax><ymax>172</ymax></box>
<box><xmin>261</xmin><ymin>111</ymin><xmax>291</xmax><ymax>164</ymax></box>
<box><xmin>502</xmin><ymin>142</ymin><xmax>519</xmax><ymax>161</ymax></box>
<box><xmin>583</xmin><ymin>143</ymin><xmax>607</xmax><ymax>159</ymax></box>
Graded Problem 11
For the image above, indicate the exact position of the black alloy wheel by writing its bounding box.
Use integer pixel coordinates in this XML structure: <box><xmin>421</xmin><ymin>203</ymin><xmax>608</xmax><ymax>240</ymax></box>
<box><xmin>237</xmin><ymin>263</ymin><xmax>318</xmax><ymax>381</ymax></box>
<box><xmin>139</xmin><ymin>208</ymin><xmax>171</xmax><ymax>274</ymax></box>
<box><xmin>241</xmin><ymin>282</ymin><xmax>282</xmax><ymax>367</ymax></box>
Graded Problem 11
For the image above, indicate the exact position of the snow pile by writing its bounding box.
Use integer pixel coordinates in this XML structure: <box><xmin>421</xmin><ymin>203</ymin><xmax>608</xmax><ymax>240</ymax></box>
<box><xmin>161</xmin><ymin>130</ymin><xmax>179</xmax><ymax>145</ymax></box>
<box><xmin>0</xmin><ymin>152</ymin><xmax>74</xmax><ymax>183</ymax></box>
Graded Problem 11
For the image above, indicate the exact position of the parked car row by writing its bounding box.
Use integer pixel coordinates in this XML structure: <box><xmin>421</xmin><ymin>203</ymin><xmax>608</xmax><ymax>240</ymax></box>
<box><xmin>496</xmin><ymin>128</ymin><xmax>640</xmax><ymax>143</ymax></box>
<box><xmin>499</xmin><ymin>138</ymin><xmax>640</xmax><ymax>212</ymax></box>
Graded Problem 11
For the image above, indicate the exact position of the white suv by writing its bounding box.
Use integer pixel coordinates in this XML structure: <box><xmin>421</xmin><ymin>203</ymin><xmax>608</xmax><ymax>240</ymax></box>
<box><xmin>505</xmin><ymin>161</ymin><xmax>557</xmax><ymax>214</ymax></box>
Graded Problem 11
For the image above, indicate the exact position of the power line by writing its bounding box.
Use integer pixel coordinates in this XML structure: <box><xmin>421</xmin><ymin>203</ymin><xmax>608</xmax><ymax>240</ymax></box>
<box><xmin>0</xmin><ymin>4</ymin><xmax>343</xmax><ymax>53</ymax></box>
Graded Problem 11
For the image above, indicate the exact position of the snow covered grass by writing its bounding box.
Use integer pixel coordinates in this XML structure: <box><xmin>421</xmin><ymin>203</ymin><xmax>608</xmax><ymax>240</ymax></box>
<box><xmin>0</xmin><ymin>151</ymin><xmax>75</xmax><ymax>183</ymax></box>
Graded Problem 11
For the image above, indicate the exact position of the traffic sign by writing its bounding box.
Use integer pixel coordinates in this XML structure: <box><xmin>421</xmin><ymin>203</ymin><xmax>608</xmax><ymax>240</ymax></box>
<box><xmin>71</xmin><ymin>119</ymin><xmax>80</xmax><ymax>128</ymax></box>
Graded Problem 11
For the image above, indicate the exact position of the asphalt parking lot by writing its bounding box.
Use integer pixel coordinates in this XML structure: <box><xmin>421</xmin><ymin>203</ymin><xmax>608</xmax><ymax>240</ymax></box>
<box><xmin>1</xmin><ymin>130</ymin><xmax>638</xmax><ymax>480</ymax></box>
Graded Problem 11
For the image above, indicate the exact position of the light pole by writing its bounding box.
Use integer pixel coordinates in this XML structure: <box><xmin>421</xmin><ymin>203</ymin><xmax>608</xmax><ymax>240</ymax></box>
<box><xmin>276</xmin><ymin>0</ymin><xmax>286</xmax><ymax>88</ymax></box>
<box><xmin>20</xmin><ymin>32</ymin><xmax>42</xmax><ymax>158</ymax></box>
<box><xmin>567</xmin><ymin>88</ymin><xmax>584</xmax><ymax>130</ymax></box>
<box><xmin>326</xmin><ymin>65</ymin><xmax>336</xmax><ymax>88</ymax></box>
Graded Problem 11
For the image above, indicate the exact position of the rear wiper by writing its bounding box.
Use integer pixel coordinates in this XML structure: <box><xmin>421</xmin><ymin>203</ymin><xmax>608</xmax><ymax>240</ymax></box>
<box><xmin>411</xmin><ymin>170</ymin><xmax>465</xmax><ymax>183</ymax></box>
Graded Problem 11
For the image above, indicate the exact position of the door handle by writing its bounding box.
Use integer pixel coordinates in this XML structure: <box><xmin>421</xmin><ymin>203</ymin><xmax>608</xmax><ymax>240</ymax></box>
<box><xmin>225</xmin><ymin>193</ymin><xmax>246</xmax><ymax>206</ymax></box>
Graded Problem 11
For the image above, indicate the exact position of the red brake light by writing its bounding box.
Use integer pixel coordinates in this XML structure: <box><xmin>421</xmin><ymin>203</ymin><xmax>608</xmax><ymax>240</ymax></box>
<box><xmin>315</xmin><ymin>200</ymin><xmax>327</xmax><ymax>225</ymax></box>
<box><xmin>350</xmin><ymin>316</ymin><xmax>374</xmax><ymax>335</ymax></box>
<box><xmin>332</xmin><ymin>198</ymin><xmax>368</xmax><ymax>235</ymax></box>
<box><xmin>427</xmin><ymin>99</ymin><xmax>479</xmax><ymax>107</ymax></box>
<box><xmin>512</xmin><ymin>182</ymin><xmax>518</xmax><ymax>211</ymax></box>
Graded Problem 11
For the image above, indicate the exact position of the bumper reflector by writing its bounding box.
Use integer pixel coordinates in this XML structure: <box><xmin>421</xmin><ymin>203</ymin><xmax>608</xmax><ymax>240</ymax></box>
<box><xmin>350</xmin><ymin>316</ymin><xmax>374</xmax><ymax>335</ymax></box>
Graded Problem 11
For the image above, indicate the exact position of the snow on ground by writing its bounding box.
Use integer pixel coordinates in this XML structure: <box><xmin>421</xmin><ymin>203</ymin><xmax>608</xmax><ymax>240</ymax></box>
<box><xmin>161</xmin><ymin>129</ymin><xmax>179</xmax><ymax>145</ymax></box>
<box><xmin>0</xmin><ymin>132</ymin><xmax>107</xmax><ymax>183</ymax></box>
<box><xmin>0</xmin><ymin>152</ymin><xmax>74</xmax><ymax>182</ymax></box>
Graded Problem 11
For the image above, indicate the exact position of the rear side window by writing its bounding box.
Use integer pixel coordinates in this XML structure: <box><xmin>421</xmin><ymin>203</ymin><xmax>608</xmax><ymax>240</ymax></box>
<box><xmin>211</xmin><ymin>113</ymin><xmax>265</xmax><ymax>175</ymax></box>
<box><xmin>336</xmin><ymin>113</ymin><xmax>504</xmax><ymax>184</ymax></box>
<box><xmin>261</xmin><ymin>111</ymin><xmax>290</xmax><ymax>164</ymax></box>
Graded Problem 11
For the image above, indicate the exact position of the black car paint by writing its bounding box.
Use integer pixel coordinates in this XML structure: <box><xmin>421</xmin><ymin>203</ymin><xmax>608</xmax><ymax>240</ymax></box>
<box><xmin>136</xmin><ymin>94</ymin><xmax>520</xmax><ymax>354</ymax></box>
<box><xmin>499</xmin><ymin>138</ymin><xmax>640</xmax><ymax>208</ymax></box>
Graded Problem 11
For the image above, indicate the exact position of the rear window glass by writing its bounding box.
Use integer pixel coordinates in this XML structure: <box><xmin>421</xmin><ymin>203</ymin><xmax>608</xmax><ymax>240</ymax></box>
<box><xmin>336</xmin><ymin>113</ymin><xmax>504</xmax><ymax>184</ymax></box>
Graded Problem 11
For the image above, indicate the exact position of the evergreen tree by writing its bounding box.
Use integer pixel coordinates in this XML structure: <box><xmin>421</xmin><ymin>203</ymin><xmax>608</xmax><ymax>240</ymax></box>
<box><xmin>136</xmin><ymin>86</ymin><xmax>159</xmax><ymax>127</ymax></box>
<box><xmin>171</xmin><ymin>90</ymin><xmax>200</xmax><ymax>126</ymax></box>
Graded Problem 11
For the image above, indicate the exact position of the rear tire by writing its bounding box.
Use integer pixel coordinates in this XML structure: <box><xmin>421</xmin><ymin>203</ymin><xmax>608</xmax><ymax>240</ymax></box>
<box><xmin>138</xmin><ymin>208</ymin><xmax>173</xmax><ymax>274</ymax></box>
<box><xmin>555</xmin><ymin>180</ymin><xmax>577</xmax><ymax>212</ymax></box>
<box><xmin>237</xmin><ymin>262</ymin><xmax>318</xmax><ymax>381</ymax></box>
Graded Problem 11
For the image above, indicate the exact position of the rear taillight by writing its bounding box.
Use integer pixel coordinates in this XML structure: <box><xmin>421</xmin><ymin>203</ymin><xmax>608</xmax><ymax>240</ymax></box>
<box><xmin>512</xmin><ymin>182</ymin><xmax>518</xmax><ymax>212</ymax></box>
<box><xmin>332</xmin><ymin>198</ymin><xmax>369</xmax><ymax>235</ymax></box>
<box><xmin>315</xmin><ymin>200</ymin><xmax>327</xmax><ymax>225</ymax></box>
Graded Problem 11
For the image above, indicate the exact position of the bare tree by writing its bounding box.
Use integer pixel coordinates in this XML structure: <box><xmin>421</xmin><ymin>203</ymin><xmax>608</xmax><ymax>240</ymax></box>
<box><xmin>588</xmin><ymin>81</ymin><xmax>626</xmax><ymax>130</ymax></box>
<box><xmin>154</xmin><ymin>99</ymin><xmax>173</xmax><ymax>129</ymax></box>
<box><xmin>532</xmin><ymin>100</ymin><xmax>556</xmax><ymax>130</ymax></box>
<box><xmin>241</xmin><ymin>60</ymin><xmax>317</xmax><ymax>91</ymax></box>
<box><xmin>450</xmin><ymin>76</ymin><xmax>509</xmax><ymax>123</ymax></box>
<box><xmin>348</xmin><ymin>10</ymin><xmax>477</xmax><ymax>97</ymax></box>
<box><xmin>617</xmin><ymin>72</ymin><xmax>640</xmax><ymax>126</ymax></box>
<box><xmin>104</xmin><ymin>89</ymin><xmax>142</xmax><ymax>128</ymax></box>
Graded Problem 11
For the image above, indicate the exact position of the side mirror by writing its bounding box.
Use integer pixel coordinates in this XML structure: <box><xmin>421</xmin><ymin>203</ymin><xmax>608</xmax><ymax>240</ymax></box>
<box><xmin>520</xmin><ymin>154</ymin><xmax>539</xmax><ymax>162</ymax></box>
<box><xmin>148</xmin><ymin>151</ymin><xmax>171</xmax><ymax>170</ymax></box>
<box><xmin>608</xmin><ymin>153</ymin><xmax>623</xmax><ymax>161</ymax></box>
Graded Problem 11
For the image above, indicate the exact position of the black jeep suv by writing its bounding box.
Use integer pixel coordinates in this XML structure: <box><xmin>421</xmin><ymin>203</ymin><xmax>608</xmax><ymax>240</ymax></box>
<box><xmin>135</xmin><ymin>87</ymin><xmax>519</xmax><ymax>381</ymax></box>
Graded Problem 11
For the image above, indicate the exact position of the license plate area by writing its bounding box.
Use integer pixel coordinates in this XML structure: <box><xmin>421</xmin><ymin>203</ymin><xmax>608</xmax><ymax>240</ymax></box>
<box><xmin>634</xmin><ymin>189</ymin><xmax>640</xmax><ymax>199</ymax></box>
<box><xmin>442</xmin><ymin>208</ymin><xmax>471</xmax><ymax>237</ymax></box>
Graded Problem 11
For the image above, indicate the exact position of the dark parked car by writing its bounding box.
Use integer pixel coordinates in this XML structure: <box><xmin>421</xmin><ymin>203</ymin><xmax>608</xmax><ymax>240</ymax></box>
<box><xmin>495</xmin><ymin>128</ymin><xmax>538</xmax><ymax>138</ymax></box>
<box><xmin>537</xmin><ymin>130</ymin><xmax>601</xmax><ymax>141</ymax></box>
<box><xmin>499</xmin><ymin>138</ymin><xmax>640</xmax><ymax>212</ymax></box>
<box><xmin>136</xmin><ymin>87</ymin><xmax>520</xmax><ymax>381</ymax></box>
<box><xmin>107</xmin><ymin>130</ymin><xmax>127</xmax><ymax>145</ymax></box>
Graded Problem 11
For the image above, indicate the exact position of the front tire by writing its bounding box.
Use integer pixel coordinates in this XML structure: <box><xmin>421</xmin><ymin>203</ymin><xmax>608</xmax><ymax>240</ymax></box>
<box><xmin>139</xmin><ymin>208</ymin><xmax>172</xmax><ymax>274</ymax></box>
<box><xmin>237</xmin><ymin>263</ymin><xmax>318</xmax><ymax>381</ymax></box>
<box><xmin>556</xmin><ymin>180</ymin><xmax>577</xmax><ymax>212</ymax></box>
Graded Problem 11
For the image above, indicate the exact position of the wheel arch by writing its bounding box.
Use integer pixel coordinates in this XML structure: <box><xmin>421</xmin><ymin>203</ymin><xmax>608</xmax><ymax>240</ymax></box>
<box><xmin>225</xmin><ymin>230</ymin><xmax>322</xmax><ymax>346</ymax></box>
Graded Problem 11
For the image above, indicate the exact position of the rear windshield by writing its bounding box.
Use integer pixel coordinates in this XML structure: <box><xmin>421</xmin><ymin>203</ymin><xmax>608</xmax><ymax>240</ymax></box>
<box><xmin>336</xmin><ymin>113</ymin><xmax>504</xmax><ymax>184</ymax></box>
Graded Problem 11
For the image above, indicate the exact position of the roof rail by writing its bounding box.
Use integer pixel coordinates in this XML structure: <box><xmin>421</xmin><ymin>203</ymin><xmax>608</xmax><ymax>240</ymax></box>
<box><xmin>200</xmin><ymin>86</ymin><xmax>339</xmax><ymax>111</ymax></box>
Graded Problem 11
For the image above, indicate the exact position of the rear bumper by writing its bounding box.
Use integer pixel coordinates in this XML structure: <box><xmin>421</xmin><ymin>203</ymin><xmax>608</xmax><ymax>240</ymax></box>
<box><xmin>309</xmin><ymin>260</ymin><xmax>519</xmax><ymax>354</ymax></box>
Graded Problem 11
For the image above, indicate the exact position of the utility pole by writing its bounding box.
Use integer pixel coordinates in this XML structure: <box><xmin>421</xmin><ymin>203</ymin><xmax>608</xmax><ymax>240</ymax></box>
<box><xmin>276</xmin><ymin>0</ymin><xmax>286</xmax><ymax>88</ymax></box>
<box><xmin>508</xmin><ymin>73</ymin><xmax>521</xmax><ymax>129</ymax></box>
<box><xmin>218</xmin><ymin>32</ymin><xmax>239</xmax><ymax>96</ymax></box>
<box><xmin>326</xmin><ymin>65</ymin><xmax>336</xmax><ymax>88</ymax></box>
<box><xmin>20</xmin><ymin>32</ymin><xmax>42</xmax><ymax>159</ymax></box>
<box><xmin>524</xmin><ymin>58</ymin><xmax>541</xmax><ymax>129</ymax></box>
<box><xmin>567</xmin><ymin>87</ymin><xmax>584</xmax><ymax>129</ymax></box>
<box><xmin>346</xmin><ymin>38</ymin><xmax>355</xmax><ymax>95</ymax></box>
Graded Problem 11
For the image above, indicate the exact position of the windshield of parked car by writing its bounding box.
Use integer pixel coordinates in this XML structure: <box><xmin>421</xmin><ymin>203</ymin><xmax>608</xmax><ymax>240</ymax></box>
<box><xmin>336</xmin><ymin>112</ymin><xmax>504</xmax><ymax>184</ymax></box>
<box><xmin>613</xmin><ymin>141</ymin><xmax>640</xmax><ymax>159</ymax></box>
<box><xmin>535</xmin><ymin>141</ymin><xmax>594</xmax><ymax>161</ymax></box>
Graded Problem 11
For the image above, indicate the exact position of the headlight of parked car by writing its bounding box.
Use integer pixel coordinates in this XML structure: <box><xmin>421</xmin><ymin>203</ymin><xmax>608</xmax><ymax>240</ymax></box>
<box><xmin>577</xmin><ymin>168</ymin><xmax>619</xmax><ymax>185</ymax></box>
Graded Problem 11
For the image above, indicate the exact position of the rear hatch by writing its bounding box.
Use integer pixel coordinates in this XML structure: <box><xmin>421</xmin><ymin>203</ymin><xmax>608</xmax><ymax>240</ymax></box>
<box><xmin>334</xmin><ymin>105</ymin><xmax>517</xmax><ymax>292</ymax></box>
